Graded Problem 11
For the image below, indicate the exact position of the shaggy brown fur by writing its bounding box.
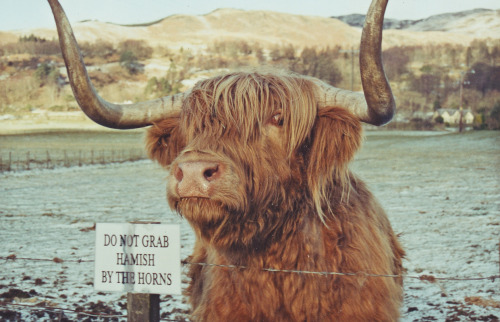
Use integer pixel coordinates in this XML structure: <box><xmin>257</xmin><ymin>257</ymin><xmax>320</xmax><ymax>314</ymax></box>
<box><xmin>146</xmin><ymin>71</ymin><xmax>404</xmax><ymax>321</ymax></box>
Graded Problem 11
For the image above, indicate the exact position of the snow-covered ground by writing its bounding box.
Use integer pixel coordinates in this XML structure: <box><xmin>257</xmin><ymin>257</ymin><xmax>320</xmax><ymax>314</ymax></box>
<box><xmin>1</xmin><ymin>131</ymin><xmax>499</xmax><ymax>321</ymax></box>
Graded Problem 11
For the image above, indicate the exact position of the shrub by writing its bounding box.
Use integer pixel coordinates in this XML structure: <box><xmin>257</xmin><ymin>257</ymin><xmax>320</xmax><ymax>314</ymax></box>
<box><xmin>144</xmin><ymin>62</ymin><xmax>186</xmax><ymax>97</ymax></box>
<box><xmin>409</xmin><ymin>117</ymin><xmax>434</xmax><ymax>130</ymax></box>
<box><xmin>487</xmin><ymin>101</ymin><xmax>500</xmax><ymax>130</ymax></box>
<box><xmin>382</xmin><ymin>47</ymin><xmax>409</xmax><ymax>80</ymax></box>
<box><xmin>120</xmin><ymin>51</ymin><xmax>143</xmax><ymax>75</ymax></box>
<box><xmin>118</xmin><ymin>40</ymin><xmax>153</xmax><ymax>60</ymax></box>
<box><xmin>290</xmin><ymin>47</ymin><xmax>342</xmax><ymax>86</ymax></box>
<box><xmin>34</xmin><ymin>62</ymin><xmax>60</xmax><ymax>84</ymax></box>
<box><xmin>19</xmin><ymin>34</ymin><xmax>46</xmax><ymax>43</ymax></box>
<box><xmin>466</xmin><ymin>63</ymin><xmax>500</xmax><ymax>94</ymax></box>
<box><xmin>80</xmin><ymin>40</ymin><xmax>116</xmax><ymax>59</ymax></box>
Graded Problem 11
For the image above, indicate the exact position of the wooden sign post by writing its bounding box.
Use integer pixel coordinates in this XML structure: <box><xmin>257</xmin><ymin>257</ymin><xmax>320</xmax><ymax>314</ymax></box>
<box><xmin>94</xmin><ymin>222</ymin><xmax>181</xmax><ymax>321</ymax></box>
<box><xmin>127</xmin><ymin>293</ymin><xmax>160</xmax><ymax>322</ymax></box>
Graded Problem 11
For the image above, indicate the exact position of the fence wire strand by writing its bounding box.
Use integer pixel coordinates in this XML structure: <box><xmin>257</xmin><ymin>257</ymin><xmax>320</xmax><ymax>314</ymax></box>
<box><xmin>0</xmin><ymin>302</ymin><xmax>179</xmax><ymax>321</ymax></box>
<box><xmin>0</xmin><ymin>302</ymin><xmax>127</xmax><ymax>319</ymax></box>
<box><xmin>181</xmin><ymin>260</ymin><xmax>500</xmax><ymax>282</ymax></box>
<box><xmin>1</xmin><ymin>255</ymin><xmax>498</xmax><ymax>283</ymax></box>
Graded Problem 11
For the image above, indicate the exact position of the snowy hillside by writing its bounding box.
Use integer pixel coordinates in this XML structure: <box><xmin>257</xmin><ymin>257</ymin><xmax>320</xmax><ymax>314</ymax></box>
<box><xmin>335</xmin><ymin>8</ymin><xmax>500</xmax><ymax>38</ymax></box>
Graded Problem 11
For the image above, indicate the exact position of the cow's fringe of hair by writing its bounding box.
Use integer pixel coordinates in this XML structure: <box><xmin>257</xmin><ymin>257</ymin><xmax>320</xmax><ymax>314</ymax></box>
<box><xmin>183</xmin><ymin>70</ymin><xmax>317</xmax><ymax>157</ymax></box>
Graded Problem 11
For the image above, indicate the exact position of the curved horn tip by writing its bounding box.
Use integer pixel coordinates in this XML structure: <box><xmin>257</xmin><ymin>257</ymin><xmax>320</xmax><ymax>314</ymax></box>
<box><xmin>357</xmin><ymin>0</ymin><xmax>395</xmax><ymax>126</ymax></box>
<box><xmin>369</xmin><ymin>107</ymin><xmax>395</xmax><ymax>126</ymax></box>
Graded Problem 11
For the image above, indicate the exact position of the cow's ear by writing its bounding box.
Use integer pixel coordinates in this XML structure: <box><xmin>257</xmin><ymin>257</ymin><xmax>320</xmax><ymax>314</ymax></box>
<box><xmin>307</xmin><ymin>107</ymin><xmax>362</xmax><ymax>173</ymax></box>
<box><xmin>146</xmin><ymin>116</ymin><xmax>184</xmax><ymax>166</ymax></box>
<box><xmin>305</xmin><ymin>107</ymin><xmax>362</xmax><ymax>217</ymax></box>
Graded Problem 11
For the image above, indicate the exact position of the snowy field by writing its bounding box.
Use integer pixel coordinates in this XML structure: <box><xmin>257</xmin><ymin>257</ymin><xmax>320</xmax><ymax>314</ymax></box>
<box><xmin>1</xmin><ymin>130</ymin><xmax>499</xmax><ymax>321</ymax></box>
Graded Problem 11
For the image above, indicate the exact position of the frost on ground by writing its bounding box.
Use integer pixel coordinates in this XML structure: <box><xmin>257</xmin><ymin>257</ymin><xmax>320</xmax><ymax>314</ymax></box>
<box><xmin>0</xmin><ymin>131</ymin><xmax>499</xmax><ymax>321</ymax></box>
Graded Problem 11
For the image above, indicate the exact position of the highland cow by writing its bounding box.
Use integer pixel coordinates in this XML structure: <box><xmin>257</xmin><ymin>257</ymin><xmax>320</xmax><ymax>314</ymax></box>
<box><xmin>48</xmin><ymin>0</ymin><xmax>404</xmax><ymax>320</ymax></box>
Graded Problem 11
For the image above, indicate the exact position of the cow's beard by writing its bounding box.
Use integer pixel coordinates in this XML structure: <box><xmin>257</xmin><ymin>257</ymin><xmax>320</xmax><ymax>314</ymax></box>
<box><xmin>173</xmin><ymin>197</ymin><xmax>249</xmax><ymax>251</ymax></box>
<box><xmin>171</xmin><ymin>188</ymin><xmax>297</xmax><ymax>254</ymax></box>
<box><xmin>175</xmin><ymin>198</ymin><xmax>227</xmax><ymax>230</ymax></box>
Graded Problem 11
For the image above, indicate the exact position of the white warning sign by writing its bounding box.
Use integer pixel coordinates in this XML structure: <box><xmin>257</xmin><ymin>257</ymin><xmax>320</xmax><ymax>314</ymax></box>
<box><xmin>94</xmin><ymin>223</ymin><xmax>181</xmax><ymax>294</ymax></box>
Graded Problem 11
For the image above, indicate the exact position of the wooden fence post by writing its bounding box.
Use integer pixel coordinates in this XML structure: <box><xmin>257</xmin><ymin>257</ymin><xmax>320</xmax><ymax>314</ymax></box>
<box><xmin>127</xmin><ymin>293</ymin><xmax>160</xmax><ymax>322</ymax></box>
<box><xmin>127</xmin><ymin>220</ymin><xmax>161</xmax><ymax>321</ymax></box>
<box><xmin>64</xmin><ymin>150</ymin><xmax>69</xmax><ymax>167</ymax></box>
<box><xmin>46</xmin><ymin>150</ymin><xmax>51</xmax><ymax>169</ymax></box>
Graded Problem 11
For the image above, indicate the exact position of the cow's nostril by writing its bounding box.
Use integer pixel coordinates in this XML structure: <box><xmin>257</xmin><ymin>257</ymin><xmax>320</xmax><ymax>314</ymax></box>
<box><xmin>203</xmin><ymin>165</ymin><xmax>219</xmax><ymax>181</ymax></box>
<box><xmin>174</xmin><ymin>166</ymin><xmax>183</xmax><ymax>182</ymax></box>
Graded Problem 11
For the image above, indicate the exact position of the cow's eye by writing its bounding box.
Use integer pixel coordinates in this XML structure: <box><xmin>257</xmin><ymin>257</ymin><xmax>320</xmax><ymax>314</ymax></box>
<box><xmin>270</xmin><ymin>112</ymin><xmax>284</xmax><ymax>127</ymax></box>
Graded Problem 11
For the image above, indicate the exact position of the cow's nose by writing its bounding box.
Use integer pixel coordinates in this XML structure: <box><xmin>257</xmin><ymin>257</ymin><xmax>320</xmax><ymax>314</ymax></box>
<box><xmin>174</xmin><ymin>161</ymin><xmax>222</xmax><ymax>198</ymax></box>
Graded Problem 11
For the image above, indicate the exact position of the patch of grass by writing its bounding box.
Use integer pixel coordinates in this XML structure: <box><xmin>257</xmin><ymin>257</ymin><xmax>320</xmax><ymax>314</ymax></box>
<box><xmin>0</xmin><ymin>130</ymin><xmax>148</xmax><ymax>172</ymax></box>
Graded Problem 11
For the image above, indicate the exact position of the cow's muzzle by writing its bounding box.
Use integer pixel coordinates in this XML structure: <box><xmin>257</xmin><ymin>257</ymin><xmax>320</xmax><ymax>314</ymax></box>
<box><xmin>173</xmin><ymin>160</ymin><xmax>224</xmax><ymax>198</ymax></box>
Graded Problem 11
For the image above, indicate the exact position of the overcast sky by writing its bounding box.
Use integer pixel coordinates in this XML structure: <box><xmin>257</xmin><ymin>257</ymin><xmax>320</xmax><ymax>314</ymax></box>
<box><xmin>1</xmin><ymin>0</ymin><xmax>499</xmax><ymax>31</ymax></box>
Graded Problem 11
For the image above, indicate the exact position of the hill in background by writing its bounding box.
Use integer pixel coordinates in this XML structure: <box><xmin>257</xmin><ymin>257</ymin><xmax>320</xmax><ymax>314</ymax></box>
<box><xmin>2</xmin><ymin>8</ymin><xmax>499</xmax><ymax>49</ymax></box>
<box><xmin>0</xmin><ymin>7</ymin><xmax>499</xmax><ymax>130</ymax></box>
<box><xmin>334</xmin><ymin>9</ymin><xmax>499</xmax><ymax>35</ymax></box>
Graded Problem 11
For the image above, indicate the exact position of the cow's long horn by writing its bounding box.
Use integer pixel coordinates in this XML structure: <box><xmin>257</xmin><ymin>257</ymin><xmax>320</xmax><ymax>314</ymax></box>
<box><xmin>315</xmin><ymin>0</ymin><xmax>395</xmax><ymax>126</ymax></box>
<box><xmin>48</xmin><ymin>0</ymin><xmax>183</xmax><ymax>129</ymax></box>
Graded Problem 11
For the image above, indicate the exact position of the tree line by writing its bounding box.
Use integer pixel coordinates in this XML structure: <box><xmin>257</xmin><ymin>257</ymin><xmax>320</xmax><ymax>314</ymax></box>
<box><xmin>1</xmin><ymin>34</ymin><xmax>499</xmax><ymax>129</ymax></box>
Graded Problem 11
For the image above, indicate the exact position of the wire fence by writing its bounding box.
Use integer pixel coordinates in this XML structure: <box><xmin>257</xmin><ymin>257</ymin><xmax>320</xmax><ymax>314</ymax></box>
<box><xmin>1</xmin><ymin>255</ymin><xmax>498</xmax><ymax>282</ymax></box>
<box><xmin>0</xmin><ymin>302</ymin><xmax>127</xmax><ymax>320</ymax></box>
<box><xmin>1</xmin><ymin>254</ymin><xmax>499</xmax><ymax>320</ymax></box>
<box><xmin>0</xmin><ymin>302</ymin><xmax>185</xmax><ymax>322</ymax></box>
<box><xmin>0</xmin><ymin>149</ymin><xmax>147</xmax><ymax>172</ymax></box>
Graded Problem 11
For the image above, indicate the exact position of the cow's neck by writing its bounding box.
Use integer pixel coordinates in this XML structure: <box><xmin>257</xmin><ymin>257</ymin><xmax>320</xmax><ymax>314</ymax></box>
<box><xmin>208</xmin><ymin>210</ymin><xmax>327</xmax><ymax>270</ymax></box>
<box><xmin>190</xmin><ymin>212</ymin><xmax>334</xmax><ymax>321</ymax></box>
